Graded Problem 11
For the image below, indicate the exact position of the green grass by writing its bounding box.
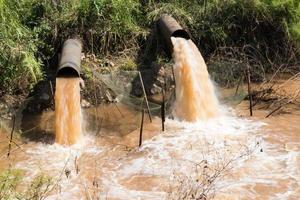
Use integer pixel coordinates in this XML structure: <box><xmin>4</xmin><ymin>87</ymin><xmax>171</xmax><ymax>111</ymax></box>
<box><xmin>0</xmin><ymin>168</ymin><xmax>52</xmax><ymax>200</ymax></box>
<box><xmin>119</xmin><ymin>57</ymin><xmax>137</xmax><ymax>71</ymax></box>
<box><xmin>0</xmin><ymin>0</ymin><xmax>299</xmax><ymax>94</ymax></box>
<box><xmin>0</xmin><ymin>0</ymin><xmax>43</xmax><ymax>94</ymax></box>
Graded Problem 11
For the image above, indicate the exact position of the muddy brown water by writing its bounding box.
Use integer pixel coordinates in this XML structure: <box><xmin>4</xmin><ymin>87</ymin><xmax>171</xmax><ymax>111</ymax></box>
<box><xmin>55</xmin><ymin>78</ymin><xmax>82</xmax><ymax>145</ymax></box>
<box><xmin>0</xmin><ymin>106</ymin><xmax>299</xmax><ymax>198</ymax></box>
<box><xmin>0</xmin><ymin>78</ymin><xmax>299</xmax><ymax>199</ymax></box>
<box><xmin>172</xmin><ymin>37</ymin><xmax>219</xmax><ymax>121</ymax></box>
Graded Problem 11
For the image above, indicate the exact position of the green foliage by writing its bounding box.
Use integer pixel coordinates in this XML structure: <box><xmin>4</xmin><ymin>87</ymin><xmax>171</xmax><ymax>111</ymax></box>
<box><xmin>81</xmin><ymin>62</ymin><xmax>94</xmax><ymax>80</ymax></box>
<box><xmin>0</xmin><ymin>168</ymin><xmax>22</xmax><ymax>200</ymax></box>
<box><xmin>0</xmin><ymin>168</ymin><xmax>52</xmax><ymax>200</ymax></box>
<box><xmin>21</xmin><ymin>0</ymin><xmax>145</xmax><ymax>55</ymax></box>
<box><xmin>146</xmin><ymin>0</ymin><xmax>300</xmax><ymax>54</ymax></box>
<box><xmin>0</xmin><ymin>0</ymin><xmax>43</xmax><ymax>94</ymax></box>
<box><xmin>0</xmin><ymin>0</ymin><xmax>299</xmax><ymax>93</ymax></box>
<box><xmin>119</xmin><ymin>57</ymin><xmax>137</xmax><ymax>71</ymax></box>
<box><xmin>144</xmin><ymin>0</ymin><xmax>300</xmax><ymax>85</ymax></box>
<box><xmin>145</xmin><ymin>0</ymin><xmax>192</xmax><ymax>24</ymax></box>
<box><xmin>24</xmin><ymin>173</ymin><xmax>52</xmax><ymax>200</ymax></box>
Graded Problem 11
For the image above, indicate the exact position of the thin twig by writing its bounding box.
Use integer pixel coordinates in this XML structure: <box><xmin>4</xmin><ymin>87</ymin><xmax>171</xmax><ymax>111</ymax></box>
<box><xmin>234</xmin><ymin>76</ymin><xmax>243</xmax><ymax>96</ymax></box>
<box><xmin>266</xmin><ymin>89</ymin><xmax>300</xmax><ymax>118</ymax></box>
<box><xmin>113</xmin><ymin>102</ymin><xmax>124</xmax><ymax>118</ymax></box>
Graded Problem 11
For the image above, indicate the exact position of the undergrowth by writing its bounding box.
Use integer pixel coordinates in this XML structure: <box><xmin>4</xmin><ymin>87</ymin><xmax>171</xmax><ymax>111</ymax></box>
<box><xmin>0</xmin><ymin>0</ymin><xmax>43</xmax><ymax>95</ymax></box>
<box><xmin>0</xmin><ymin>0</ymin><xmax>299</xmax><ymax>94</ymax></box>
<box><xmin>0</xmin><ymin>168</ymin><xmax>52</xmax><ymax>200</ymax></box>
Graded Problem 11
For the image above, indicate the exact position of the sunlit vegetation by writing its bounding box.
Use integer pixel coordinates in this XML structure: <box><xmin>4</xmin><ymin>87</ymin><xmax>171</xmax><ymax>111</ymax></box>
<box><xmin>0</xmin><ymin>0</ymin><xmax>299</xmax><ymax>93</ymax></box>
<box><xmin>0</xmin><ymin>168</ymin><xmax>52</xmax><ymax>199</ymax></box>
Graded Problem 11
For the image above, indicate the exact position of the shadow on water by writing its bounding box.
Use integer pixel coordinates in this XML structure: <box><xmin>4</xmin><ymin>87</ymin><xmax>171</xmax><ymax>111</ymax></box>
<box><xmin>19</xmin><ymin>103</ymin><xmax>146</xmax><ymax>144</ymax></box>
<box><xmin>83</xmin><ymin>104</ymin><xmax>147</xmax><ymax>138</ymax></box>
<box><xmin>20</xmin><ymin>111</ymin><xmax>55</xmax><ymax>144</ymax></box>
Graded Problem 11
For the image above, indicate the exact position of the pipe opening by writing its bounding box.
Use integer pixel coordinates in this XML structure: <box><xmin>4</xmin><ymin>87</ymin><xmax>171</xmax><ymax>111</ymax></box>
<box><xmin>157</xmin><ymin>15</ymin><xmax>191</xmax><ymax>57</ymax></box>
<box><xmin>57</xmin><ymin>66</ymin><xmax>80</xmax><ymax>77</ymax></box>
<box><xmin>172</xmin><ymin>30</ymin><xmax>190</xmax><ymax>40</ymax></box>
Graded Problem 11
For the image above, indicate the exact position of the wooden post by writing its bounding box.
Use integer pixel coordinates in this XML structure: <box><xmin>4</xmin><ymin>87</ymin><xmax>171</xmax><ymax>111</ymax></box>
<box><xmin>138</xmin><ymin>72</ymin><xmax>152</xmax><ymax>122</ymax></box>
<box><xmin>139</xmin><ymin>109</ymin><xmax>145</xmax><ymax>147</ymax></box>
<box><xmin>247</xmin><ymin>65</ymin><xmax>253</xmax><ymax>116</ymax></box>
<box><xmin>7</xmin><ymin>115</ymin><xmax>16</xmax><ymax>158</ymax></box>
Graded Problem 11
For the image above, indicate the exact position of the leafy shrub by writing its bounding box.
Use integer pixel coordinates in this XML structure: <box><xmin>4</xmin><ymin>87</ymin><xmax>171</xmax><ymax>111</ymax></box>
<box><xmin>0</xmin><ymin>0</ymin><xmax>299</xmax><ymax>94</ymax></box>
<box><xmin>104</xmin><ymin>0</ymin><xmax>298</xmax><ymax>58</ymax></box>
<box><xmin>21</xmin><ymin>0</ymin><xmax>145</xmax><ymax>55</ymax></box>
<box><xmin>142</xmin><ymin>0</ymin><xmax>300</xmax><ymax>88</ymax></box>
<box><xmin>0</xmin><ymin>0</ymin><xmax>43</xmax><ymax>94</ymax></box>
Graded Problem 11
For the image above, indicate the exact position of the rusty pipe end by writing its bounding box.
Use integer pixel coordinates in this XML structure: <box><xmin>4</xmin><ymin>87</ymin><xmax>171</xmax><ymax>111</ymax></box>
<box><xmin>57</xmin><ymin>39</ymin><xmax>82</xmax><ymax>78</ymax></box>
<box><xmin>157</xmin><ymin>15</ymin><xmax>190</xmax><ymax>57</ymax></box>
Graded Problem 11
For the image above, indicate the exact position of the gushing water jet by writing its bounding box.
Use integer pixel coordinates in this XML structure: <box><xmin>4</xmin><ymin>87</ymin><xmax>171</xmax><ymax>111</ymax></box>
<box><xmin>157</xmin><ymin>15</ymin><xmax>219</xmax><ymax>122</ymax></box>
<box><xmin>55</xmin><ymin>39</ymin><xmax>82</xmax><ymax>145</ymax></box>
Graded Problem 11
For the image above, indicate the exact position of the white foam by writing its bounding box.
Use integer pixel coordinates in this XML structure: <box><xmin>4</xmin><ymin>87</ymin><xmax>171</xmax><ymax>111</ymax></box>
<box><xmin>17</xmin><ymin>110</ymin><xmax>300</xmax><ymax>199</ymax></box>
<box><xmin>94</xmin><ymin>113</ymin><xmax>264</xmax><ymax>199</ymax></box>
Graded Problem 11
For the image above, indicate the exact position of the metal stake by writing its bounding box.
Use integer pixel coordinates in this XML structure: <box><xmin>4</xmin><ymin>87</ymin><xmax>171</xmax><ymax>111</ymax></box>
<box><xmin>247</xmin><ymin>65</ymin><xmax>253</xmax><ymax>116</ymax></box>
<box><xmin>139</xmin><ymin>109</ymin><xmax>145</xmax><ymax>147</ymax></box>
<box><xmin>138</xmin><ymin>72</ymin><xmax>152</xmax><ymax>122</ymax></box>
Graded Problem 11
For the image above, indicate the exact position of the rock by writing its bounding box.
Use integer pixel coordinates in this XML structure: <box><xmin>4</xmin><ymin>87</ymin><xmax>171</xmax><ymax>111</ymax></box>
<box><xmin>81</xmin><ymin>99</ymin><xmax>91</xmax><ymax>108</ymax></box>
<box><xmin>132</xmin><ymin>82</ymin><xmax>143</xmax><ymax>97</ymax></box>
<box><xmin>64</xmin><ymin>168</ymin><xmax>71</xmax><ymax>178</ymax></box>
<box><xmin>105</xmin><ymin>90</ymin><xmax>118</xmax><ymax>103</ymax></box>
<box><xmin>150</xmin><ymin>84</ymin><xmax>162</xmax><ymax>95</ymax></box>
<box><xmin>39</xmin><ymin>93</ymin><xmax>50</xmax><ymax>102</ymax></box>
<box><xmin>105</xmin><ymin>90</ymin><xmax>113</xmax><ymax>102</ymax></box>
<box><xmin>108</xmin><ymin>61</ymin><xmax>115</xmax><ymax>67</ymax></box>
<box><xmin>104</xmin><ymin>60</ymin><xmax>115</xmax><ymax>67</ymax></box>
<box><xmin>156</xmin><ymin>77</ymin><xmax>165</xmax><ymax>87</ymax></box>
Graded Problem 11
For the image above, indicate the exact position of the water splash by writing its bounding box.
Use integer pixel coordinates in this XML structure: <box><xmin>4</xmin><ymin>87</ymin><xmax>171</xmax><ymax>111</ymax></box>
<box><xmin>171</xmin><ymin>37</ymin><xmax>219</xmax><ymax>122</ymax></box>
<box><xmin>55</xmin><ymin>78</ymin><xmax>82</xmax><ymax>145</ymax></box>
<box><xmin>11</xmin><ymin>104</ymin><xmax>300</xmax><ymax>199</ymax></box>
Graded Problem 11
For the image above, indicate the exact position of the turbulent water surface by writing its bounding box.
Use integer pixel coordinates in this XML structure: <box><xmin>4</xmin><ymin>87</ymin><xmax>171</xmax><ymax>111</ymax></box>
<box><xmin>55</xmin><ymin>78</ymin><xmax>82</xmax><ymax>145</ymax></box>
<box><xmin>172</xmin><ymin>37</ymin><xmax>219</xmax><ymax>121</ymax></box>
<box><xmin>1</xmin><ymin>100</ymin><xmax>299</xmax><ymax>199</ymax></box>
<box><xmin>0</xmin><ymin>37</ymin><xmax>299</xmax><ymax>199</ymax></box>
